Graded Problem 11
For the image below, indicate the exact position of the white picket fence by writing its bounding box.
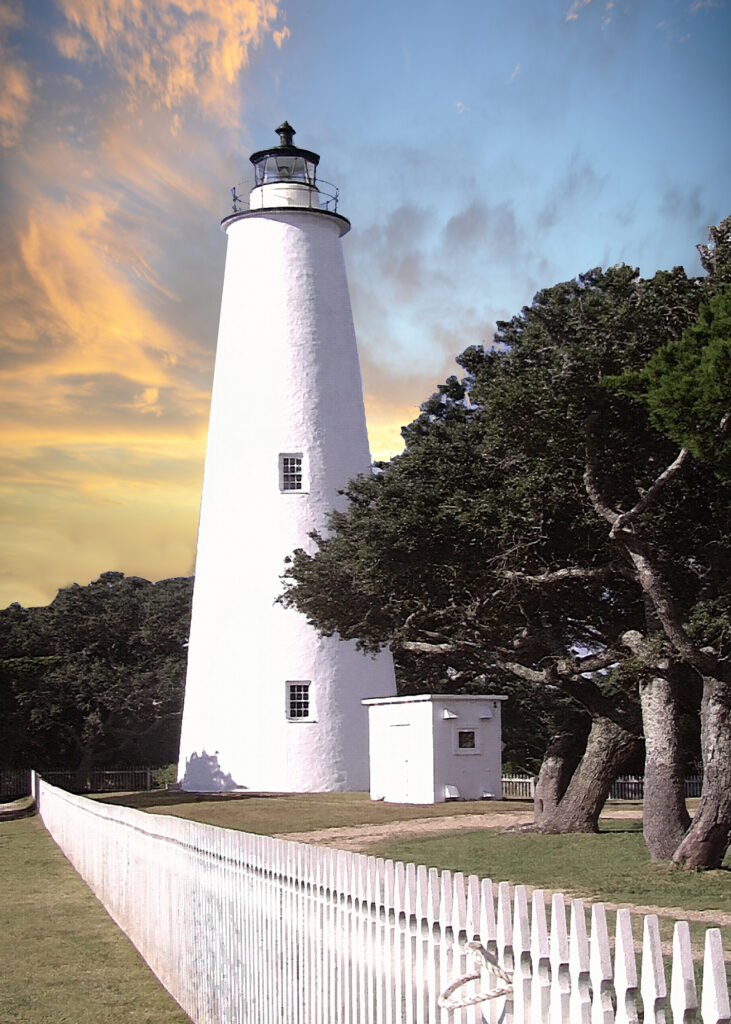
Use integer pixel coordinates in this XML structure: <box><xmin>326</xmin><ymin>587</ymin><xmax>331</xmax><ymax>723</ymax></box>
<box><xmin>500</xmin><ymin>775</ymin><xmax>705</xmax><ymax>801</ymax></box>
<box><xmin>34</xmin><ymin>776</ymin><xmax>729</xmax><ymax>1024</ymax></box>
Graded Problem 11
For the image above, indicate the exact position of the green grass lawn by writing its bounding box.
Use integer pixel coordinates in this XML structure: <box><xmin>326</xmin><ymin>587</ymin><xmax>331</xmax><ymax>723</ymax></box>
<box><xmin>98</xmin><ymin>788</ymin><xmax>528</xmax><ymax>833</ymax></box>
<box><xmin>365</xmin><ymin>818</ymin><xmax>731</xmax><ymax>970</ymax></box>
<box><xmin>0</xmin><ymin>815</ymin><xmax>191</xmax><ymax>1024</ymax></box>
<box><xmin>366</xmin><ymin>819</ymin><xmax>731</xmax><ymax>914</ymax></box>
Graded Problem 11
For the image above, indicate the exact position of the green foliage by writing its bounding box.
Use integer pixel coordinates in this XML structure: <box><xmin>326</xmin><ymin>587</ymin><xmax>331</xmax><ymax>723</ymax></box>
<box><xmin>609</xmin><ymin>285</ymin><xmax>731</xmax><ymax>479</ymax></box>
<box><xmin>151</xmin><ymin>763</ymin><xmax>179</xmax><ymax>788</ymax></box>
<box><xmin>281</xmin><ymin>220</ymin><xmax>731</xmax><ymax>776</ymax></box>
<box><xmin>0</xmin><ymin>573</ymin><xmax>193</xmax><ymax>772</ymax></box>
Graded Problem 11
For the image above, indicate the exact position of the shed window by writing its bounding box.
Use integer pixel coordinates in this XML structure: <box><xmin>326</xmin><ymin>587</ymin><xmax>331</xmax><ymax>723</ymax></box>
<box><xmin>458</xmin><ymin>729</ymin><xmax>476</xmax><ymax>749</ymax></box>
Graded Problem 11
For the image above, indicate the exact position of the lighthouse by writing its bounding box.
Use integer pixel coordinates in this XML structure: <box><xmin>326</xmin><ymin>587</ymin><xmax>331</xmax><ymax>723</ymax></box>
<box><xmin>177</xmin><ymin>123</ymin><xmax>397</xmax><ymax>793</ymax></box>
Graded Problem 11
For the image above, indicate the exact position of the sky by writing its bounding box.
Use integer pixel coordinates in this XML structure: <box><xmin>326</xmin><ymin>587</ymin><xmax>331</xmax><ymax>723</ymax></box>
<box><xmin>0</xmin><ymin>0</ymin><xmax>729</xmax><ymax>609</ymax></box>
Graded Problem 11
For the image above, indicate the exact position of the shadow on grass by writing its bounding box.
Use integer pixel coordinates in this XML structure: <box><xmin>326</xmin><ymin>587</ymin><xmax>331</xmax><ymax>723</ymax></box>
<box><xmin>95</xmin><ymin>790</ymin><xmax>286</xmax><ymax>809</ymax></box>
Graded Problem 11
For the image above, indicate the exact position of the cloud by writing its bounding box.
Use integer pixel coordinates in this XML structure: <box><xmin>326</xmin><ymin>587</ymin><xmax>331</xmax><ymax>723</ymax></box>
<box><xmin>53</xmin><ymin>0</ymin><xmax>286</xmax><ymax>123</ymax></box>
<box><xmin>509</xmin><ymin>64</ymin><xmax>521</xmax><ymax>83</ymax></box>
<box><xmin>538</xmin><ymin>156</ymin><xmax>603</xmax><ymax>230</ymax></box>
<box><xmin>0</xmin><ymin>1</ymin><xmax>32</xmax><ymax>147</ymax></box>
<box><xmin>660</xmin><ymin>184</ymin><xmax>703</xmax><ymax>224</ymax></box>
<box><xmin>565</xmin><ymin>0</ymin><xmax>592</xmax><ymax>22</ymax></box>
<box><xmin>0</xmin><ymin>0</ymin><xmax>290</xmax><ymax>606</ymax></box>
<box><xmin>443</xmin><ymin>199</ymin><xmax>521</xmax><ymax>260</ymax></box>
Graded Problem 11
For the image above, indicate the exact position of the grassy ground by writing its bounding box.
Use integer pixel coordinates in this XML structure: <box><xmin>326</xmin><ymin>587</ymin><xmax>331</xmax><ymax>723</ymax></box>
<box><xmin>367</xmin><ymin>818</ymin><xmax>731</xmax><ymax>913</ymax></box>
<box><xmin>97</xmin><ymin>788</ymin><xmax>530</xmax><ymax>832</ymax></box>
<box><xmin>0</xmin><ymin>815</ymin><xmax>191</xmax><ymax>1024</ymax></box>
<box><xmin>366</xmin><ymin>818</ymin><xmax>731</xmax><ymax>964</ymax></box>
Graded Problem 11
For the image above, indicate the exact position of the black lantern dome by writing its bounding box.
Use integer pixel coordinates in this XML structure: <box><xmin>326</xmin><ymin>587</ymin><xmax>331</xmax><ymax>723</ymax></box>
<box><xmin>249</xmin><ymin>122</ymin><xmax>320</xmax><ymax>187</ymax></box>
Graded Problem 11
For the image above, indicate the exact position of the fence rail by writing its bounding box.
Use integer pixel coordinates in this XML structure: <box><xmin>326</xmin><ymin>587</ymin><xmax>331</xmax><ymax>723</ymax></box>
<box><xmin>34</xmin><ymin>775</ymin><xmax>729</xmax><ymax>1024</ymax></box>
<box><xmin>501</xmin><ymin>774</ymin><xmax>704</xmax><ymax>801</ymax></box>
<box><xmin>1</xmin><ymin>766</ymin><xmax>161</xmax><ymax>798</ymax></box>
<box><xmin>3</xmin><ymin>770</ymin><xmax>705</xmax><ymax>802</ymax></box>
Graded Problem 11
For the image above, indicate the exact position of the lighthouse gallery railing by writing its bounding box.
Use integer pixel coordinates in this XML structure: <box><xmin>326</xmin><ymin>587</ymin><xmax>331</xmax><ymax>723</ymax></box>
<box><xmin>35</xmin><ymin>776</ymin><xmax>729</xmax><ymax>1023</ymax></box>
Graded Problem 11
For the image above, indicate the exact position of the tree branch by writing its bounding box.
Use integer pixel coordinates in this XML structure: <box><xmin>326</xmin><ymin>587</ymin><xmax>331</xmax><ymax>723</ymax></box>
<box><xmin>582</xmin><ymin>414</ymin><xmax>725</xmax><ymax>681</ymax></box>
<box><xmin>502</xmin><ymin>564</ymin><xmax>623</xmax><ymax>586</ymax></box>
<box><xmin>610</xmin><ymin>447</ymin><xmax>691</xmax><ymax>539</ymax></box>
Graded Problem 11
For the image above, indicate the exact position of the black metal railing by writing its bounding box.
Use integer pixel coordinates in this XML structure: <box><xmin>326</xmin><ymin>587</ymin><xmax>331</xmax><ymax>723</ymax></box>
<box><xmin>229</xmin><ymin>177</ymin><xmax>340</xmax><ymax>214</ymax></box>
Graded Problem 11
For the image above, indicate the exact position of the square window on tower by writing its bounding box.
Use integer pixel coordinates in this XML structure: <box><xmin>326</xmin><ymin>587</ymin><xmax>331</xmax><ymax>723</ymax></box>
<box><xmin>279</xmin><ymin>453</ymin><xmax>305</xmax><ymax>492</ymax></box>
<box><xmin>287</xmin><ymin>681</ymin><xmax>313</xmax><ymax>720</ymax></box>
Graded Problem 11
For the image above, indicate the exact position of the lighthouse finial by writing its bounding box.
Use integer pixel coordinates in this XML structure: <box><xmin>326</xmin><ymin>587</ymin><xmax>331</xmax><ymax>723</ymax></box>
<box><xmin>276</xmin><ymin>121</ymin><xmax>295</xmax><ymax>147</ymax></box>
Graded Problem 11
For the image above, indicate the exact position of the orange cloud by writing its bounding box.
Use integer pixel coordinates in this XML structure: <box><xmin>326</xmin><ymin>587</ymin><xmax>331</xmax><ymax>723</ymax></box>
<box><xmin>54</xmin><ymin>0</ymin><xmax>286</xmax><ymax>122</ymax></box>
<box><xmin>17</xmin><ymin>196</ymin><xmax>187</xmax><ymax>383</ymax></box>
<box><xmin>0</xmin><ymin>0</ymin><xmax>32</xmax><ymax>147</ymax></box>
<box><xmin>0</xmin><ymin>0</ymin><xmax>290</xmax><ymax>608</ymax></box>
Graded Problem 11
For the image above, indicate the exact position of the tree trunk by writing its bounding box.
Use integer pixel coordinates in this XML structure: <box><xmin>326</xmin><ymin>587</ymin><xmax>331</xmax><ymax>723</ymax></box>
<box><xmin>672</xmin><ymin>676</ymin><xmax>731</xmax><ymax>869</ymax></box>
<box><xmin>640</xmin><ymin>673</ymin><xmax>691</xmax><ymax>860</ymax></box>
<box><xmin>534</xmin><ymin>730</ymin><xmax>584</xmax><ymax>824</ymax></box>
<box><xmin>532</xmin><ymin>713</ymin><xmax>641</xmax><ymax>833</ymax></box>
<box><xmin>72</xmin><ymin>741</ymin><xmax>98</xmax><ymax>792</ymax></box>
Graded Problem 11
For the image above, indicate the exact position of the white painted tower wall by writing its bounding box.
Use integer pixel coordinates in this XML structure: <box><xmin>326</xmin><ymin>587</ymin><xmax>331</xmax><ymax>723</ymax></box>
<box><xmin>178</xmin><ymin>169</ymin><xmax>397</xmax><ymax>792</ymax></box>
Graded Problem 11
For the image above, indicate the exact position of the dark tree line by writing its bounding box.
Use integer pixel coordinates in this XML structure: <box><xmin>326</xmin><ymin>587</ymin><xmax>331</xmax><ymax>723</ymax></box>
<box><xmin>281</xmin><ymin>218</ymin><xmax>730</xmax><ymax>869</ymax></box>
<box><xmin>0</xmin><ymin>572</ymin><xmax>193</xmax><ymax>788</ymax></box>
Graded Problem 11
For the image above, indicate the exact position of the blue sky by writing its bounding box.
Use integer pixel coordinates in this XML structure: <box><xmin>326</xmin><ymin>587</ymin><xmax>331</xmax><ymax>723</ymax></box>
<box><xmin>0</xmin><ymin>0</ymin><xmax>728</xmax><ymax>607</ymax></box>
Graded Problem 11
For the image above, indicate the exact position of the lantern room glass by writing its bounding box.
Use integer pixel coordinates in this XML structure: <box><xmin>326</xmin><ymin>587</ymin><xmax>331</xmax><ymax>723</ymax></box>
<box><xmin>254</xmin><ymin>153</ymin><xmax>317</xmax><ymax>186</ymax></box>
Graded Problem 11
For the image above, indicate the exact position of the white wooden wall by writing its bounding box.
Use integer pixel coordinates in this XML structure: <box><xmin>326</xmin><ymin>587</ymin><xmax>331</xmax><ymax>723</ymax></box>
<box><xmin>35</xmin><ymin>778</ymin><xmax>730</xmax><ymax>1024</ymax></box>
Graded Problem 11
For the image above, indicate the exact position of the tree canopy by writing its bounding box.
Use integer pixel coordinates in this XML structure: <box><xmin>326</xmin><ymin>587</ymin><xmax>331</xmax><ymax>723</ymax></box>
<box><xmin>281</xmin><ymin>218</ymin><xmax>731</xmax><ymax>866</ymax></box>
<box><xmin>0</xmin><ymin>572</ymin><xmax>193</xmax><ymax>781</ymax></box>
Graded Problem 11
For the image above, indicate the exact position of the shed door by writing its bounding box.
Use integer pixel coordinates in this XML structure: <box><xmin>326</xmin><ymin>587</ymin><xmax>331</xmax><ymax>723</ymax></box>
<box><xmin>388</xmin><ymin>723</ymin><xmax>415</xmax><ymax>802</ymax></box>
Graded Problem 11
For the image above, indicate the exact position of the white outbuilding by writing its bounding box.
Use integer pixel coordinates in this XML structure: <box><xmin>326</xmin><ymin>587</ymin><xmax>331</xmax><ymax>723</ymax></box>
<box><xmin>363</xmin><ymin>694</ymin><xmax>507</xmax><ymax>804</ymax></box>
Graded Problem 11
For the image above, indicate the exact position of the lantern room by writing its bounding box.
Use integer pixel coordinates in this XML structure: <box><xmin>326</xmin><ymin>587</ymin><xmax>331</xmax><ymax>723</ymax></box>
<box><xmin>248</xmin><ymin>121</ymin><xmax>322</xmax><ymax>210</ymax></box>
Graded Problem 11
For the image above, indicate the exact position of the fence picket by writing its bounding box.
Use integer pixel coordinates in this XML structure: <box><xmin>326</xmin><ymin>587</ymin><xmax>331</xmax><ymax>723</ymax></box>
<box><xmin>614</xmin><ymin>908</ymin><xmax>640</xmax><ymax>1024</ymax></box>
<box><xmin>414</xmin><ymin>863</ymin><xmax>429</xmax><ymax>1024</ymax></box>
<box><xmin>701</xmin><ymin>929</ymin><xmax>731</xmax><ymax>1024</ymax></box>
<box><xmin>512</xmin><ymin>885</ymin><xmax>532</xmax><ymax>1023</ymax></box>
<box><xmin>497</xmin><ymin>881</ymin><xmax>515</xmax><ymax>1022</ymax></box>
<box><xmin>439</xmin><ymin>869</ymin><xmax>454</xmax><ymax>1024</ymax></box>
<box><xmin>670</xmin><ymin>920</ymin><xmax>698</xmax><ymax>1024</ymax></box>
<box><xmin>426</xmin><ymin>866</ymin><xmax>442</xmax><ymax>1024</ymax></box>
<box><xmin>449</xmin><ymin>872</ymin><xmax>469</xmax><ymax>1024</ymax></box>
<box><xmin>569</xmin><ymin>899</ymin><xmax>592</xmax><ymax>1024</ymax></box>
<box><xmin>549</xmin><ymin>893</ymin><xmax>571</xmax><ymax>1024</ymax></box>
<box><xmin>33</xmin><ymin>778</ymin><xmax>730</xmax><ymax>1024</ymax></box>
<box><xmin>641</xmin><ymin>914</ymin><xmax>668</xmax><ymax>1024</ymax></box>
<box><xmin>530</xmin><ymin>890</ymin><xmax>551</xmax><ymax>1022</ymax></box>
<box><xmin>590</xmin><ymin>903</ymin><xmax>615</xmax><ymax>1024</ymax></box>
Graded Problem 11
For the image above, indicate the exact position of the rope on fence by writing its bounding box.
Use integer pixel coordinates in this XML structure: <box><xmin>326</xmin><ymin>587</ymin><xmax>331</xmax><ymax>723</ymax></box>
<box><xmin>438</xmin><ymin>940</ymin><xmax>513</xmax><ymax>1011</ymax></box>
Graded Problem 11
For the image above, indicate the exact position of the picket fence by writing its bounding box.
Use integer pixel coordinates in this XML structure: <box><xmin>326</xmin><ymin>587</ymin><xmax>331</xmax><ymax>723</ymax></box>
<box><xmin>500</xmin><ymin>775</ymin><xmax>705</xmax><ymax>801</ymax></box>
<box><xmin>34</xmin><ymin>776</ymin><xmax>729</xmax><ymax>1024</ymax></box>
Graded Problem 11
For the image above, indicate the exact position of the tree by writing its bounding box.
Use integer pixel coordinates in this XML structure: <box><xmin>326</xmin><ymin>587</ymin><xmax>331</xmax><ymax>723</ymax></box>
<box><xmin>282</xmin><ymin>221</ymin><xmax>730</xmax><ymax>865</ymax></box>
<box><xmin>0</xmin><ymin>572</ymin><xmax>193</xmax><ymax>785</ymax></box>
<box><xmin>612</xmin><ymin>283</ymin><xmax>731</xmax><ymax>480</ymax></box>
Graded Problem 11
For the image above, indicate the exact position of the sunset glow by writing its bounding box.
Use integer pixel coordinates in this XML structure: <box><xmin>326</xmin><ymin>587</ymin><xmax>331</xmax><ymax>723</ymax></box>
<box><xmin>1</xmin><ymin>0</ymin><xmax>728</xmax><ymax>607</ymax></box>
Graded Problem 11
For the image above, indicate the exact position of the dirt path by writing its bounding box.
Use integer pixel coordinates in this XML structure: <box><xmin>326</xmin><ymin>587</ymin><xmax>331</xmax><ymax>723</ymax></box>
<box><xmin>280</xmin><ymin>808</ymin><xmax>731</xmax><ymax>937</ymax></box>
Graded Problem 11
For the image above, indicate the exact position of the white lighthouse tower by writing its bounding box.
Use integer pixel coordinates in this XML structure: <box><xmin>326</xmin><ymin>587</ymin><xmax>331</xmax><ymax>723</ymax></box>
<box><xmin>178</xmin><ymin>123</ymin><xmax>397</xmax><ymax>793</ymax></box>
